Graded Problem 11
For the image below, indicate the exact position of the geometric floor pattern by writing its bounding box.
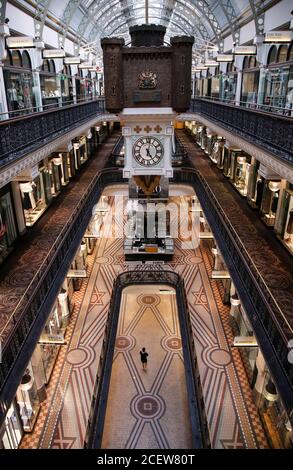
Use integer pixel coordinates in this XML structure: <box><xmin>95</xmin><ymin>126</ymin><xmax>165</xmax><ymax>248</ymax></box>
<box><xmin>21</xmin><ymin>188</ymin><xmax>269</xmax><ymax>449</ymax></box>
<box><xmin>102</xmin><ymin>285</ymin><xmax>193</xmax><ymax>449</ymax></box>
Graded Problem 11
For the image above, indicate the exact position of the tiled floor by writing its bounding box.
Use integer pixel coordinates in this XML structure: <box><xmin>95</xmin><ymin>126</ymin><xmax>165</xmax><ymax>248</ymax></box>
<box><xmin>102</xmin><ymin>285</ymin><xmax>193</xmax><ymax>449</ymax></box>
<box><xmin>21</xmin><ymin>187</ymin><xmax>269</xmax><ymax>449</ymax></box>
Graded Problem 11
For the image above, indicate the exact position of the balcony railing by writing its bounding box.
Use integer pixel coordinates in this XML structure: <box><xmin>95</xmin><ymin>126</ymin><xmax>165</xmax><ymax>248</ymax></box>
<box><xmin>0</xmin><ymin>164</ymin><xmax>292</xmax><ymax>427</ymax></box>
<box><xmin>84</xmin><ymin>270</ymin><xmax>210</xmax><ymax>449</ymax></box>
<box><xmin>189</xmin><ymin>98</ymin><xmax>293</xmax><ymax>166</ymax></box>
<box><xmin>0</xmin><ymin>98</ymin><xmax>105</xmax><ymax>168</ymax></box>
<box><xmin>172</xmin><ymin>168</ymin><xmax>293</xmax><ymax>418</ymax></box>
<box><xmin>0</xmin><ymin>167</ymin><xmax>123</xmax><ymax>427</ymax></box>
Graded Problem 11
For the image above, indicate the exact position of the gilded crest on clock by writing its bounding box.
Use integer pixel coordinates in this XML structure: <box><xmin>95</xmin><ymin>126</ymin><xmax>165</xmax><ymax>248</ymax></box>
<box><xmin>138</xmin><ymin>70</ymin><xmax>157</xmax><ymax>89</ymax></box>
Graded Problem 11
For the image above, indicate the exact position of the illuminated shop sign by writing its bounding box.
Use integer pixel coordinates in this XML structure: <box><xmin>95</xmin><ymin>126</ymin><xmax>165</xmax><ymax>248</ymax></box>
<box><xmin>216</xmin><ymin>54</ymin><xmax>234</xmax><ymax>62</ymax></box>
<box><xmin>64</xmin><ymin>56</ymin><xmax>81</xmax><ymax>64</ymax></box>
<box><xmin>265</xmin><ymin>31</ymin><xmax>293</xmax><ymax>43</ymax></box>
<box><xmin>234</xmin><ymin>45</ymin><xmax>256</xmax><ymax>55</ymax></box>
<box><xmin>7</xmin><ymin>36</ymin><xmax>35</xmax><ymax>48</ymax></box>
<box><xmin>42</xmin><ymin>49</ymin><xmax>66</xmax><ymax>58</ymax></box>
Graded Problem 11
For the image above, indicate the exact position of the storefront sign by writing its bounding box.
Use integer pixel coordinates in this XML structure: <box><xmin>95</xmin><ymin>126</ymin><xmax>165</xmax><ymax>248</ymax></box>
<box><xmin>265</xmin><ymin>31</ymin><xmax>293</xmax><ymax>43</ymax></box>
<box><xmin>78</xmin><ymin>62</ymin><xmax>93</xmax><ymax>69</ymax></box>
<box><xmin>6</xmin><ymin>36</ymin><xmax>35</xmax><ymax>49</ymax></box>
<box><xmin>67</xmin><ymin>269</ymin><xmax>87</xmax><ymax>278</ymax></box>
<box><xmin>234</xmin><ymin>45</ymin><xmax>256</xmax><ymax>55</ymax></box>
<box><xmin>216</xmin><ymin>54</ymin><xmax>234</xmax><ymax>62</ymax></box>
<box><xmin>233</xmin><ymin>336</ymin><xmax>257</xmax><ymax>347</ymax></box>
<box><xmin>205</xmin><ymin>60</ymin><xmax>218</xmax><ymax>67</ymax></box>
<box><xmin>64</xmin><ymin>56</ymin><xmax>81</xmax><ymax>65</ymax></box>
<box><xmin>39</xmin><ymin>334</ymin><xmax>65</xmax><ymax>344</ymax></box>
<box><xmin>42</xmin><ymin>49</ymin><xmax>65</xmax><ymax>58</ymax></box>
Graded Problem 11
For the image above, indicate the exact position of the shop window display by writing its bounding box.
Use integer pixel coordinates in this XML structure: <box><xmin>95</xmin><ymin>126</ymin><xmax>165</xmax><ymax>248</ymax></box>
<box><xmin>222</xmin><ymin>145</ymin><xmax>232</xmax><ymax>177</ymax></box>
<box><xmin>260</xmin><ymin>180</ymin><xmax>281</xmax><ymax>227</ymax></box>
<box><xmin>247</xmin><ymin>160</ymin><xmax>260</xmax><ymax>208</ymax></box>
<box><xmin>275</xmin><ymin>185</ymin><xmax>293</xmax><ymax>255</ymax></box>
<box><xmin>40</xmin><ymin>60</ymin><xmax>59</xmax><ymax>108</ymax></box>
<box><xmin>206</xmin><ymin>133</ymin><xmax>217</xmax><ymax>158</ymax></box>
<box><xmin>241</xmin><ymin>56</ymin><xmax>260</xmax><ymax>107</ymax></box>
<box><xmin>0</xmin><ymin>188</ymin><xmax>18</xmax><ymax>265</ymax></box>
<box><xmin>210</xmin><ymin>137</ymin><xmax>225</xmax><ymax>166</ymax></box>
<box><xmin>49</xmin><ymin>157</ymin><xmax>63</xmax><ymax>197</ymax></box>
<box><xmin>257</xmin><ymin>373</ymin><xmax>293</xmax><ymax>448</ymax></box>
<box><xmin>19</xmin><ymin>175</ymin><xmax>48</xmax><ymax>227</ymax></box>
<box><xmin>16</xmin><ymin>364</ymin><xmax>40</xmax><ymax>432</ymax></box>
<box><xmin>232</xmin><ymin>154</ymin><xmax>251</xmax><ymax>197</ymax></box>
<box><xmin>60</xmin><ymin>65</ymin><xmax>73</xmax><ymax>104</ymax></box>
<box><xmin>3</xmin><ymin>50</ymin><xmax>36</xmax><ymax>114</ymax></box>
<box><xmin>220</xmin><ymin>62</ymin><xmax>237</xmax><ymax>103</ymax></box>
<box><xmin>228</xmin><ymin>148</ymin><xmax>243</xmax><ymax>183</ymax></box>
<box><xmin>0</xmin><ymin>401</ymin><xmax>23</xmax><ymax>449</ymax></box>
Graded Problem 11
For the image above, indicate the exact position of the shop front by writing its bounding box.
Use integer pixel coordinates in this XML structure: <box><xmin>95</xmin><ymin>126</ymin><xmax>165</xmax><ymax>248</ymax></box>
<box><xmin>209</xmin><ymin>135</ymin><xmax>225</xmax><ymax>166</ymax></box>
<box><xmin>257</xmin><ymin>165</ymin><xmax>281</xmax><ymax>227</ymax></box>
<box><xmin>220</xmin><ymin>62</ymin><xmax>238</xmax><ymax>103</ymax></box>
<box><xmin>0</xmin><ymin>400</ymin><xmax>23</xmax><ymax>449</ymax></box>
<box><xmin>275</xmin><ymin>182</ymin><xmax>293</xmax><ymax>255</ymax></box>
<box><xmin>3</xmin><ymin>50</ymin><xmax>36</xmax><ymax>115</ymax></box>
<box><xmin>60</xmin><ymin>65</ymin><xmax>73</xmax><ymax>104</ymax></box>
<box><xmin>241</xmin><ymin>56</ymin><xmax>260</xmax><ymax>107</ymax></box>
<box><xmin>40</xmin><ymin>59</ymin><xmax>60</xmax><ymax>109</ymax></box>
<box><xmin>231</xmin><ymin>152</ymin><xmax>252</xmax><ymax>197</ymax></box>
<box><xmin>0</xmin><ymin>183</ymin><xmax>18</xmax><ymax>265</ymax></box>
<box><xmin>73</xmin><ymin>136</ymin><xmax>88</xmax><ymax>169</ymax></box>
<box><xmin>263</xmin><ymin>43</ymin><xmax>293</xmax><ymax>112</ymax></box>
<box><xmin>17</xmin><ymin>163</ymin><xmax>52</xmax><ymax>227</ymax></box>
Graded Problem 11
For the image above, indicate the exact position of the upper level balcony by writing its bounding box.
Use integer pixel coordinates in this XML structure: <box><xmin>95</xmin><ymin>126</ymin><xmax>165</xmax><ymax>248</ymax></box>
<box><xmin>189</xmin><ymin>97</ymin><xmax>293</xmax><ymax>167</ymax></box>
<box><xmin>0</xmin><ymin>99</ymin><xmax>105</xmax><ymax>170</ymax></box>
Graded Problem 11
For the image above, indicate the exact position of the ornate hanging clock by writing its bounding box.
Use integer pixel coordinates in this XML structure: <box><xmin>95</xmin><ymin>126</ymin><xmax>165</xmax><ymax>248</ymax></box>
<box><xmin>138</xmin><ymin>70</ymin><xmax>157</xmax><ymax>89</ymax></box>
<box><xmin>133</xmin><ymin>137</ymin><xmax>164</xmax><ymax>166</ymax></box>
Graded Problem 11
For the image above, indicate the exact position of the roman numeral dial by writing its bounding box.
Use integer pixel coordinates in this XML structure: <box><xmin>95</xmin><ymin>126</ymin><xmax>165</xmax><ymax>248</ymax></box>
<box><xmin>133</xmin><ymin>137</ymin><xmax>164</xmax><ymax>166</ymax></box>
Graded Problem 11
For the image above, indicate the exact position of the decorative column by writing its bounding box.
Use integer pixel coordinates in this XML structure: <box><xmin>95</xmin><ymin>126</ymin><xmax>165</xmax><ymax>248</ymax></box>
<box><xmin>31</xmin><ymin>44</ymin><xmax>44</xmax><ymax>112</ymax></box>
<box><xmin>0</xmin><ymin>22</ymin><xmax>9</xmax><ymax>119</ymax></box>
<box><xmin>58</xmin><ymin>288</ymin><xmax>70</xmax><ymax>327</ymax></box>
<box><xmin>30</xmin><ymin>345</ymin><xmax>47</xmax><ymax>402</ymax></box>
<box><xmin>235</xmin><ymin>69</ymin><xmax>242</xmax><ymax>105</ymax></box>
<box><xmin>11</xmin><ymin>181</ymin><xmax>26</xmax><ymax>234</ymax></box>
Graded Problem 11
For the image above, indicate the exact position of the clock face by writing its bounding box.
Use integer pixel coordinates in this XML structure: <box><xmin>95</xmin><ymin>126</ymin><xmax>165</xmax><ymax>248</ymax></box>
<box><xmin>133</xmin><ymin>137</ymin><xmax>164</xmax><ymax>167</ymax></box>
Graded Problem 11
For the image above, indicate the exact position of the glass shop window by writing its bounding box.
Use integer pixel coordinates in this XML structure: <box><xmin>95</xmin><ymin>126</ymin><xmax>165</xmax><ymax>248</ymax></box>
<box><xmin>16</xmin><ymin>363</ymin><xmax>40</xmax><ymax>432</ymax></box>
<box><xmin>0</xmin><ymin>189</ymin><xmax>17</xmax><ymax>265</ymax></box>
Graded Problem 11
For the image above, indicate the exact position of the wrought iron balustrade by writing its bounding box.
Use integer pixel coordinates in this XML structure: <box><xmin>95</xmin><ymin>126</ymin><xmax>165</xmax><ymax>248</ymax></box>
<box><xmin>189</xmin><ymin>98</ymin><xmax>293</xmax><ymax>166</ymax></box>
<box><xmin>0</xmin><ymin>167</ymin><xmax>123</xmax><ymax>427</ymax></box>
<box><xmin>172</xmin><ymin>168</ymin><xmax>293</xmax><ymax>417</ymax></box>
<box><xmin>0</xmin><ymin>99</ymin><xmax>105</xmax><ymax>168</ymax></box>
<box><xmin>84</xmin><ymin>270</ymin><xmax>210</xmax><ymax>449</ymax></box>
<box><xmin>1</xmin><ymin>162</ymin><xmax>292</xmax><ymax>428</ymax></box>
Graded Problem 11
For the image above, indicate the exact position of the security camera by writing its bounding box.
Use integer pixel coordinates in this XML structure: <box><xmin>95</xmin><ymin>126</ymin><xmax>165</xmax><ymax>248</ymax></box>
<box><xmin>5</xmin><ymin>18</ymin><xmax>9</xmax><ymax>24</ymax></box>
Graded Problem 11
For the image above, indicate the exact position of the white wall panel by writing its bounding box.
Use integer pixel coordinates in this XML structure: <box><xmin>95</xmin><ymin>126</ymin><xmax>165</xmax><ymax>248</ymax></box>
<box><xmin>239</xmin><ymin>20</ymin><xmax>255</xmax><ymax>44</ymax></box>
<box><xmin>264</xmin><ymin>0</ymin><xmax>293</xmax><ymax>31</ymax></box>
<box><xmin>6</xmin><ymin>3</ymin><xmax>34</xmax><ymax>36</ymax></box>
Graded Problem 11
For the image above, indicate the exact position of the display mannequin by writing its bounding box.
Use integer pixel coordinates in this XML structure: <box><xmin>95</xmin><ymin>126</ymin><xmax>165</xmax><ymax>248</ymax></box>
<box><xmin>255</xmin><ymin>177</ymin><xmax>264</xmax><ymax>207</ymax></box>
<box><xmin>271</xmin><ymin>191</ymin><xmax>279</xmax><ymax>214</ymax></box>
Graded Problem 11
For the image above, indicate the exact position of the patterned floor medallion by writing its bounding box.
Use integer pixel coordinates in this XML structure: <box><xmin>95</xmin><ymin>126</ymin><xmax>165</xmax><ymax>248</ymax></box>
<box><xmin>20</xmin><ymin>189</ymin><xmax>269</xmax><ymax>449</ymax></box>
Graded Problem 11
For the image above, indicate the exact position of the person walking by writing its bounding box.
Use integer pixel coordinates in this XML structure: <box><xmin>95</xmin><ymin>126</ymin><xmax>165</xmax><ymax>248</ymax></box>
<box><xmin>140</xmin><ymin>347</ymin><xmax>149</xmax><ymax>370</ymax></box>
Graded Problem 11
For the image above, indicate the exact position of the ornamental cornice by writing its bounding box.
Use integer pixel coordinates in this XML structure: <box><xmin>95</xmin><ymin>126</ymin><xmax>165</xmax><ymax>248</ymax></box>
<box><xmin>0</xmin><ymin>116</ymin><xmax>105</xmax><ymax>189</ymax></box>
<box><xmin>178</xmin><ymin>113</ymin><xmax>293</xmax><ymax>184</ymax></box>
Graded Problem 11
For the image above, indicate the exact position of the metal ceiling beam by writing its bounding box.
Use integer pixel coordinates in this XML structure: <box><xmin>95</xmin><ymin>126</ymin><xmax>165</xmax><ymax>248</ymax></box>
<box><xmin>58</xmin><ymin>0</ymin><xmax>82</xmax><ymax>49</ymax></box>
<box><xmin>0</xmin><ymin>0</ymin><xmax>7</xmax><ymax>23</ymax></box>
<box><xmin>33</xmin><ymin>0</ymin><xmax>52</xmax><ymax>41</ymax></box>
